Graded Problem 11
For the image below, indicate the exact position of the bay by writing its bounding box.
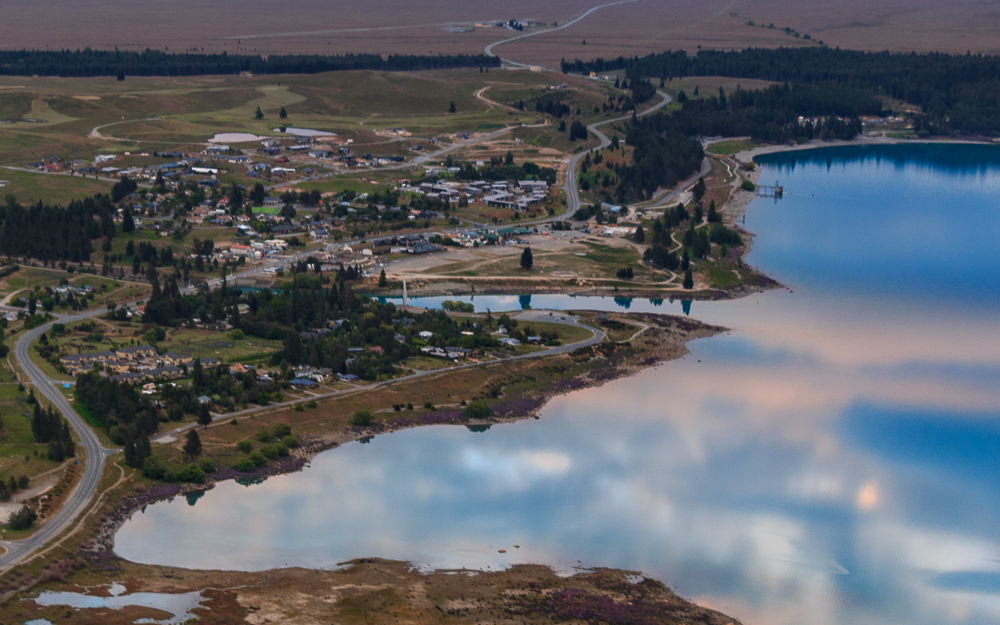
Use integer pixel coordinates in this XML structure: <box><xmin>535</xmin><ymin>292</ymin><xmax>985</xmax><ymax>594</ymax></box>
<box><xmin>116</xmin><ymin>143</ymin><xmax>1000</xmax><ymax>625</ymax></box>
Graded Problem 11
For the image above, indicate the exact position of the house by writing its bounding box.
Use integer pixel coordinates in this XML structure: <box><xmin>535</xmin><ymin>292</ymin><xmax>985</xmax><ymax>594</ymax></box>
<box><xmin>527</xmin><ymin>336</ymin><xmax>544</xmax><ymax>345</ymax></box>
<box><xmin>290</xmin><ymin>378</ymin><xmax>319</xmax><ymax>388</ymax></box>
<box><xmin>338</xmin><ymin>373</ymin><xmax>359</xmax><ymax>382</ymax></box>
<box><xmin>418</xmin><ymin>331</ymin><xmax>434</xmax><ymax>339</ymax></box>
<box><xmin>310</xmin><ymin>228</ymin><xmax>329</xmax><ymax>240</ymax></box>
<box><xmin>499</xmin><ymin>337</ymin><xmax>520</xmax><ymax>346</ymax></box>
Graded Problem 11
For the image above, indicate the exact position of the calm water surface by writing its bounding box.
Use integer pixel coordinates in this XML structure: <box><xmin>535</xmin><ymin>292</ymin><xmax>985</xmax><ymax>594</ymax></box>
<box><xmin>116</xmin><ymin>144</ymin><xmax>1000</xmax><ymax>625</ymax></box>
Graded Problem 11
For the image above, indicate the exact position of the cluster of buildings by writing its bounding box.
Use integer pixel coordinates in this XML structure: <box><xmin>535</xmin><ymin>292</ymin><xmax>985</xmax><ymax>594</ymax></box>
<box><xmin>60</xmin><ymin>345</ymin><xmax>220</xmax><ymax>383</ymax></box>
<box><xmin>448</xmin><ymin>226</ymin><xmax>533</xmax><ymax>247</ymax></box>
<box><xmin>405</xmin><ymin>178</ymin><xmax>551</xmax><ymax>211</ymax></box>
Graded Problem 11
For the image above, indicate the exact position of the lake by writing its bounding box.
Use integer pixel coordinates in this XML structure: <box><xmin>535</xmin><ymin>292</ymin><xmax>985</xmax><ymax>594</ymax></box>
<box><xmin>115</xmin><ymin>143</ymin><xmax>1000</xmax><ymax>625</ymax></box>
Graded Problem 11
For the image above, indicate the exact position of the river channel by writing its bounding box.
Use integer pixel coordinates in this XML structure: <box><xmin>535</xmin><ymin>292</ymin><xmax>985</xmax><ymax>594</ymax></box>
<box><xmin>115</xmin><ymin>144</ymin><xmax>1000</xmax><ymax>625</ymax></box>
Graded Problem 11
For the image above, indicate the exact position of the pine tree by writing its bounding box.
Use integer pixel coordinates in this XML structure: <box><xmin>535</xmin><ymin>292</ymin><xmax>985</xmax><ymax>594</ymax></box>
<box><xmin>520</xmin><ymin>247</ymin><xmax>533</xmax><ymax>270</ymax></box>
<box><xmin>254</xmin><ymin>106</ymin><xmax>263</xmax><ymax>119</ymax></box>
<box><xmin>378</xmin><ymin>268</ymin><xmax>387</xmax><ymax>287</ymax></box>
<box><xmin>448</xmin><ymin>101</ymin><xmax>456</xmax><ymax>113</ymax></box>
<box><xmin>183</xmin><ymin>429</ymin><xmax>202</xmax><ymax>462</ymax></box>
<box><xmin>279</xmin><ymin>106</ymin><xmax>288</xmax><ymax>119</ymax></box>
<box><xmin>683</xmin><ymin>268</ymin><xmax>694</xmax><ymax>289</ymax></box>
<box><xmin>634</xmin><ymin>224</ymin><xmax>645</xmax><ymax>244</ymax></box>
<box><xmin>61</xmin><ymin>420</ymin><xmax>75</xmax><ymax>459</ymax></box>
<box><xmin>122</xmin><ymin>205</ymin><xmax>135</xmax><ymax>233</ymax></box>
<box><xmin>198</xmin><ymin>404</ymin><xmax>212</xmax><ymax>429</ymax></box>
<box><xmin>692</xmin><ymin>177</ymin><xmax>706</xmax><ymax>202</ymax></box>
<box><xmin>707</xmin><ymin>200</ymin><xmax>720</xmax><ymax>223</ymax></box>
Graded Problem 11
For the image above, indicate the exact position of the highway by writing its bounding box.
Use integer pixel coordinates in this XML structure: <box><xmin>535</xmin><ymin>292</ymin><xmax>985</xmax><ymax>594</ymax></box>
<box><xmin>0</xmin><ymin>309</ymin><xmax>116</xmax><ymax>572</ymax></box>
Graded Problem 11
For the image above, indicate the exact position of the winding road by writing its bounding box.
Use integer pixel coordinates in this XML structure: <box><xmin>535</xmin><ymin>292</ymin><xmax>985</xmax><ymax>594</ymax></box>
<box><xmin>0</xmin><ymin>309</ymin><xmax>117</xmax><ymax>572</ymax></box>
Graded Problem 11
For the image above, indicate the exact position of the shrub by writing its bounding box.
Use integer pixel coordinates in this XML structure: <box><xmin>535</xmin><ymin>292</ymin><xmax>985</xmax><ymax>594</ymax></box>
<box><xmin>259</xmin><ymin>444</ymin><xmax>279</xmax><ymax>460</ymax></box>
<box><xmin>249</xmin><ymin>451</ymin><xmax>267</xmax><ymax>467</ymax></box>
<box><xmin>172</xmin><ymin>463</ymin><xmax>205</xmax><ymax>484</ymax></box>
<box><xmin>294</xmin><ymin>404</ymin><xmax>304</xmax><ymax>412</ymax></box>
<box><xmin>463</xmin><ymin>400</ymin><xmax>493</xmax><ymax>420</ymax></box>
<box><xmin>306</xmin><ymin>400</ymin><xmax>318</xmax><ymax>409</ymax></box>
<box><xmin>142</xmin><ymin>455</ymin><xmax>168</xmax><ymax>480</ymax></box>
<box><xmin>255</xmin><ymin>428</ymin><xmax>273</xmax><ymax>443</ymax></box>
<box><xmin>198</xmin><ymin>458</ymin><xmax>216</xmax><ymax>473</ymax></box>
<box><xmin>351</xmin><ymin>410</ymin><xmax>373</xmax><ymax>426</ymax></box>
<box><xmin>740</xmin><ymin>179</ymin><xmax>756</xmax><ymax>192</ymax></box>
<box><xmin>7</xmin><ymin>505</ymin><xmax>36</xmax><ymax>530</ymax></box>
<box><xmin>275</xmin><ymin>443</ymin><xmax>289</xmax><ymax>457</ymax></box>
<box><xmin>232</xmin><ymin>457</ymin><xmax>255</xmax><ymax>472</ymax></box>
<box><xmin>272</xmin><ymin>423</ymin><xmax>292</xmax><ymax>438</ymax></box>
<box><xmin>423</xmin><ymin>402</ymin><xmax>435</xmax><ymax>411</ymax></box>
<box><xmin>282</xmin><ymin>435</ymin><xmax>299</xmax><ymax>448</ymax></box>
<box><xmin>236</xmin><ymin>440</ymin><xmax>253</xmax><ymax>454</ymax></box>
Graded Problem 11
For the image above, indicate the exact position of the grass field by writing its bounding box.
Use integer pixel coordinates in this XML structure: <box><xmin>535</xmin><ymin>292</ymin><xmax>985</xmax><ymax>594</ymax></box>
<box><xmin>707</xmin><ymin>139</ymin><xmax>758</xmax><ymax>156</ymax></box>
<box><xmin>0</xmin><ymin>169</ymin><xmax>113</xmax><ymax>205</ymax></box>
<box><xmin>0</xmin><ymin>385</ymin><xmax>66</xmax><ymax>483</ymax></box>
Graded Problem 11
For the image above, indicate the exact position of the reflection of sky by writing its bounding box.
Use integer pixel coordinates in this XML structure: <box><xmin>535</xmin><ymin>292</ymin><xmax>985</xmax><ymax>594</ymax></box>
<box><xmin>117</xmin><ymin>145</ymin><xmax>1000</xmax><ymax>625</ymax></box>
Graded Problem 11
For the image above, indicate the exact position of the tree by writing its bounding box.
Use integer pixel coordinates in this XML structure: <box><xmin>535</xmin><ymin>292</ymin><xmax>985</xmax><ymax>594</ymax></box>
<box><xmin>520</xmin><ymin>247</ymin><xmax>533</xmax><ymax>270</ymax></box>
<box><xmin>378</xmin><ymin>268</ymin><xmax>387</xmax><ymax>287</ymax></box>
<box><xmin>183</xmin><ymin>429</ymin><xmax>203</xmax><ymax>462</ymax></box>
<box><xmin>692</xmin><ymin>177</ymin><xmax>706</xmax><ymax>202</ymax></box>
<box><xmin>167</xmin><ymin>402</ymin><xmax>184</xmax><ymax>422</ymax></box>
<box><xmin>249</xmin><ymin>182</ymin><xmax>266</xmax><ymax>205</ymax></box>
<box><xmin>284</xmin><ymin>328</ymin><xmax>303</xmax><ymax>365</ymax></box>
<box><xmin>707</xmin><ymin>200</ymin><xmax>720</xmax><ymax>223</ymax></box>
<box><xmin>7</xmin><ymin>505</ymin><xmax>36</xmax><ymax>530</ymax></box>
<box><xmin>351</xmin><ymin>410</ymin><xmax>373</xmax><ymax>426</ymax></box>
<box><xmin>504</xmin><ymin>150</ymin><xmax>514</xmax><ymax>166</ymax></box>
<box><xmin>634</xmin><ymin>224</ymin><xmax>645</xmax><ymax>244</ymax></box>
<box><xmin>27</xmin><ymin>296</ymin><xmax>36</xmax><ymax>316</ymax></box>
<box><xmin>254</xmin><ymin>106</ymin><xmax>263</xmax><ymax>119</ymax></box>
<box><xmin>198</xmin><ymin>403</ymin><xmax>212</xmax><ymax>429</ymax></box>
<box><xmin>448</xmin><ymin>101</ymin><xmax>456</xmax><ymax>113</ymax></box>
<box><xmin>683</xmin><ymin>267</ymin><xmax>694</xmax><ymax>289</ymax></box>
<box><xmin>463</xmin><ymin>400</ymin><xmax>492</xmax><ymax>419</ymax></box>
<box><xmin>122</xmin><ymin>205</ymin><xmax>135</xmax><ymax>233</ymax></box>
<box><xmin>279</xmin><ymin>106</ymin><xmax>288</xmax><ymax>119</ymax></box>
<box><xmin>569</xmin><ymin>120</ymin><xmax>588</xmax><ymax>141</ymax></box>
<box><xmin>116</xmin><ymin>69</ymin><xmax>125</xmax><ymax>81</ymax></box>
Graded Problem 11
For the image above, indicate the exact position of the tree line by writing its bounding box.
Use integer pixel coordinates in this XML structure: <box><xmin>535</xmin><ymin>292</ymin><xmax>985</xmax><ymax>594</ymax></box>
<box><xmin>0</xmin><ymin>195</ymin><xmax>115</xmax><ymax>262</ymax></box>
<box><xmin>670</xmin><ymin>83</ymin><xmax>872</xmax><ymax>143</ymax></box>
<box><xmin>562</xmin><ymin>47</ymin><xmax>1000</xmax><ymax>134</ymax></box>
<box><xmin>0</xmin><ymin>49</ymin><xmax>501</xmax><ymax>78</ymax></box>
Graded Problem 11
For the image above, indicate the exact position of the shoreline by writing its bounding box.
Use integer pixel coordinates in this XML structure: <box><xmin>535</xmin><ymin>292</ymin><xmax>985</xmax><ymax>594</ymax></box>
<box><xmin>1</xmin><ymin>312</ymin><xmax>738</xmax><ymax>623</ymax></box>
<box><xmin>734</xmin><ymin>133</ymin><xmax>1000</xmax><ymax>163</ymax></box>
<box><xmin>85</xmin><ymin>312</ymin><xmax>725</xmax><ymax>564</ymax></box>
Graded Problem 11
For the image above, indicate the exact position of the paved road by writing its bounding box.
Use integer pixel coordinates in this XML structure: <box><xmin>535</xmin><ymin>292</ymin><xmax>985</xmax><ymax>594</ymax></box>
<box><xmin>552</xmin><ymin>90</ymin><xmax>673</xmax><ymax>224</ymax></box>
<box><xmin>0</xmin><ymin>309</ymin><xmax>116</xmax><ymax>572</ymax></box>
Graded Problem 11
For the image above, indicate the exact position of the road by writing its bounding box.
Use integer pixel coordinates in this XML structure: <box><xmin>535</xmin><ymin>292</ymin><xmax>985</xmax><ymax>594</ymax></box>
<box><xmin>553</xmin><ymin>90</ymin><xmax>674</xmax><ymax>223</ymax></box>
<box><xmin>484</xmin><ymin>0</ymin><xmax>642</xmax><ymax>70</ymax></box>
<box><xmin>0</xmin><ymin>308</ymin><xmax>116</xmax><ymax>572</ymax></box>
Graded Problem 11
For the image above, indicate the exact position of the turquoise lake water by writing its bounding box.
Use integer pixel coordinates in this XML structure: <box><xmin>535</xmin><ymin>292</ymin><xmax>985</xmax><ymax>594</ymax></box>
<box><xmin>115</xmin><ymin>144</ymin><xmax>1000</xmax><ymax>625</ymax></box>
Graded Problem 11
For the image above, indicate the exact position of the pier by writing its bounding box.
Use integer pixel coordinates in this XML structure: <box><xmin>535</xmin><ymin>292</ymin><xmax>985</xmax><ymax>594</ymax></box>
<box><xmin>756</xmin><ymin>180</ymin><xmax>784</xmax><ymax>198</ymax></box>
